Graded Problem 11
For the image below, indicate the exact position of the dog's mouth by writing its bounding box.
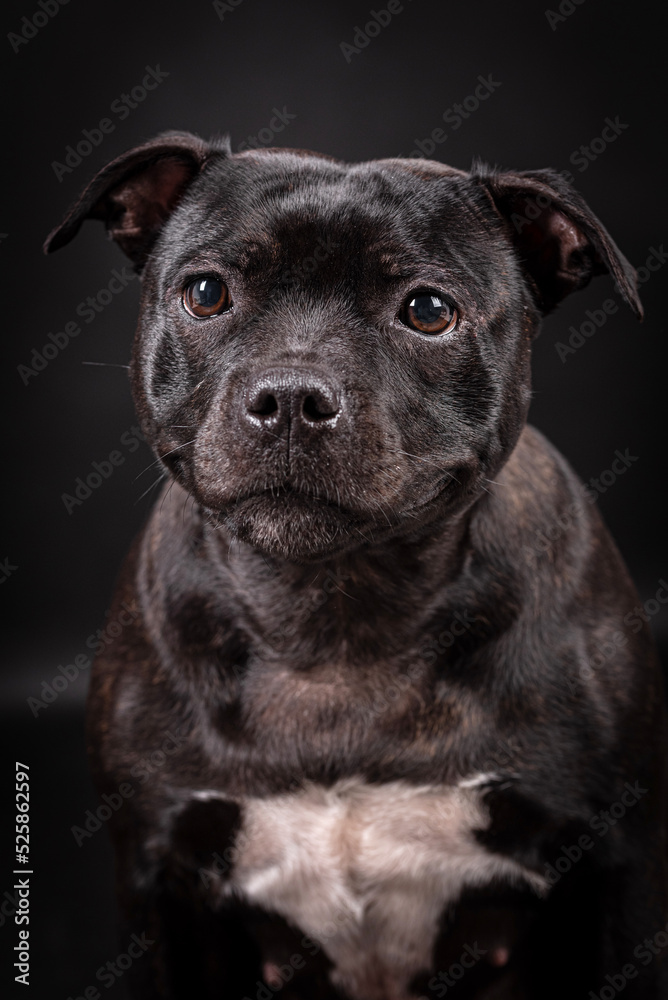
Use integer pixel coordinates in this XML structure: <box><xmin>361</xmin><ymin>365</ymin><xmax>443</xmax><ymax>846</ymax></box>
<box><xmin>219</xmin><ymin>470</ymin><xmax>457</xmax><ymax>516</ymax></box>
<box><xmin>197</xmin><ymin>472</ymin><xmax>461</xmax><ymax>560</ymax></box>
<box><xmin>222</xmin><ymin>481</ymin><xmax>381</xmax><ymax>530</ymax></box>
<box><xmin>232</xmin><ymin>482</ymin><xmax>349</xmax><ymax>508</ymax></box>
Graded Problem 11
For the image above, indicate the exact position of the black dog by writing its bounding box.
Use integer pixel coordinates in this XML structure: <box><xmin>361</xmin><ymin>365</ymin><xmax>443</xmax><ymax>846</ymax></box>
<box><xmin>46</xmin><ymin>133</ymin><xmax>667</xmax><ymax>999</ymax></box>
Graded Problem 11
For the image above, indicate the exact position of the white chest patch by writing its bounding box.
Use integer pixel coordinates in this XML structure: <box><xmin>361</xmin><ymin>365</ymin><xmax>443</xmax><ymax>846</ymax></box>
<box><xmin>201</xmin><ymin>778</ymin><xmax>548</xmax><ymax>1000</ymax></box>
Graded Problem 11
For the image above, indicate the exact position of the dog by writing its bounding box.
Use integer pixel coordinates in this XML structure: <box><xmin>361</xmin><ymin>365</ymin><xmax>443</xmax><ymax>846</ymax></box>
<box><xmin>45</xmin><ymin>132</ymin><xmax>667</xmax><ymax>999</ymax></box>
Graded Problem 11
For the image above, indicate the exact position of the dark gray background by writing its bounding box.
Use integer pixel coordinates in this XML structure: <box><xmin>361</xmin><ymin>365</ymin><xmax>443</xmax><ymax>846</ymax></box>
<box><xmin>2</xmin><ymin>0</ymin><xmax>667</xmax><ymax>996</ymax></box>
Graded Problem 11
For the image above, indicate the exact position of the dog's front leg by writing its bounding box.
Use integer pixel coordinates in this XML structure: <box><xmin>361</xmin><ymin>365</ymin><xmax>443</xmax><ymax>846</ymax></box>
<box><xmin>112</xmin><ymin>849</ymin><xmax>263</xmax><ymax>1000</ymax></box>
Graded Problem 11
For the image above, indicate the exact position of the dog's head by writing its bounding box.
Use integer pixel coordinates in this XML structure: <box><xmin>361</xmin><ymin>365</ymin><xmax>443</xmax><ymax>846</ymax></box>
<box><xmin>45</xmin><ymin>131</ymin><xmax>641</xmax><ymax>561</ymax></box>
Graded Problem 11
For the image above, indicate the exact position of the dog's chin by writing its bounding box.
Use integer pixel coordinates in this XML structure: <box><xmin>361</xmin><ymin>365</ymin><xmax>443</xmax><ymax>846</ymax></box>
<box><xmin>205</xmin><ymin>475</ymin><xmax>465</xmax><ymax>561</ymax></box>
<box><xmin>217</xmin><ymin>491</ymin><xmax>369</xmax><ymax>561</ymax></box>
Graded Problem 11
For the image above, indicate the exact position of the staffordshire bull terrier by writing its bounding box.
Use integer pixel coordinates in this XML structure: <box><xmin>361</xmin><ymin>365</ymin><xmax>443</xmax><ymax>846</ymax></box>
<box><xmin>45</xmin><ymin>132</ymin><xmax>667</xmax><ymax>999</ymax></box>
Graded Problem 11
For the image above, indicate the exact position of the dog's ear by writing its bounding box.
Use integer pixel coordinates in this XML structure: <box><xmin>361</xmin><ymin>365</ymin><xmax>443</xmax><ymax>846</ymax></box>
<box><xmin>474</xmin><ymin>165</ymin><xmax>642</xmax><ymax>319</ymax></box>
<box><xmin>43</xmin><ymin>131</ymin><xmax>224</xmax><ymax>267</ymax></box>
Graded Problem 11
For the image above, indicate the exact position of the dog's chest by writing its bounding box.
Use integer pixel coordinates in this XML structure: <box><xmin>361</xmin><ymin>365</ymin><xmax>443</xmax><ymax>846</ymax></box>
<box><xmin>206</xmin><ymin>778</ymin><xmax>548</xmax><ymax>999</ymax></box>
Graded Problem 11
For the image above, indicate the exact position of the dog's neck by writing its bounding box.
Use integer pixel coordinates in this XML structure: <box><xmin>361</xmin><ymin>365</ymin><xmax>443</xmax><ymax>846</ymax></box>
<box><xmin>208</xmin><ymin>510</ymin><xmax>474</xmax><ymax>667</ymax></box>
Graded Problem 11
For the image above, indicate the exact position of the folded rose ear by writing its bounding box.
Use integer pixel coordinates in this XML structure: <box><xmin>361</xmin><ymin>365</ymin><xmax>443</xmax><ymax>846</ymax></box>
<box><xmin>474</xmin><ymin>165</ymin><xmax>642</xmax><ymax>319</ymax></box>
<box><xmin>43</xmin><ymin>131</ymin><xmax>225</xmax><ymax>267</ymax></box>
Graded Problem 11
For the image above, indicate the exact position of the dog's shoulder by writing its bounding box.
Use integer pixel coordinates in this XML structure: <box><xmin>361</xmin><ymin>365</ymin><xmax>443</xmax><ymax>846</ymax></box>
<box><xmin>477</xmin><ymin>425</ymin><xmax>611</xmax><ymax>583</ymax></box>
<box><xmin>473</xmin><ymin>427</ymin><xmax>661</xmax><ymax>709</ymax></box>
<box><xmin>493</xmin><ymin>424</ymin><xmax>589</xmax><ymax>530</ymax></box>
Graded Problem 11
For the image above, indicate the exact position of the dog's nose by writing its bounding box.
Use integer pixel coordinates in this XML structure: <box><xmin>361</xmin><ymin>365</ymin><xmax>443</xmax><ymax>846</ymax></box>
<box><xmin>243</xmin><ymin>367</ymin><xmax>341</xmax><ymax>428</ymax></box>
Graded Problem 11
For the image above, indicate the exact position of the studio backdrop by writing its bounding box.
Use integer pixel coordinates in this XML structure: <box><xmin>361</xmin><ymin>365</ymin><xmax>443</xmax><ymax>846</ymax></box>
<box><xmin>2</xmin><ymin>0</ymin><xmax>666</xmax><ymax>997</ymax></box>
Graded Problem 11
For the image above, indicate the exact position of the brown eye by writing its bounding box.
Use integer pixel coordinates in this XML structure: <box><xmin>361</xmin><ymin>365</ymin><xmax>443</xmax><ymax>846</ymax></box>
<box><xmin>402</xmin><ymin>291</ymin><xmax>458</xmax><ymax>335</ymax></box>
<box><xmin>183</xmin><ymin>277</ymin><xmax>230</xmax><ymax>318</ymax></box>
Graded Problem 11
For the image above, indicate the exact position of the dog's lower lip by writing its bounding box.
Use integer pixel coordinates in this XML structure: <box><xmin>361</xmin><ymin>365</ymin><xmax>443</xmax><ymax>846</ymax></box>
<box><xmin>229</xmin><ymin>474</ymin><xmax>456</xmax><ymax>515</ymax></box>
<box><xmin>234</xmin><ymin>485</ymin><xmax>347</xmax><ymax>510</ymax></box>
<box><xmin>405</xmin><ymin>475</ymin><xmax>456</xmax><ymax>511</ymax></box>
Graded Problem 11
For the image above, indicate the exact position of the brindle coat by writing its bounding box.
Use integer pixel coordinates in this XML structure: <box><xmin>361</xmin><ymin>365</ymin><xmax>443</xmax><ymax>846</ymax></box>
<box><xmin>46</xmin><ymin>133</ymin><xmax>667</xmax><ymax>999</ymax></box>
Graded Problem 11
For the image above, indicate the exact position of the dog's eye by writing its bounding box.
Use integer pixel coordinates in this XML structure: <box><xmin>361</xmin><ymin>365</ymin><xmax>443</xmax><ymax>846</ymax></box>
<box><xmin>402</xmin><ymin>291</ymin><xmax>458</xmax><ymax>335</ymax></box>
<box><xmin>183</xmin><ymin>278</ymin><xmax>231</xmax><ymax>318</ymax></box>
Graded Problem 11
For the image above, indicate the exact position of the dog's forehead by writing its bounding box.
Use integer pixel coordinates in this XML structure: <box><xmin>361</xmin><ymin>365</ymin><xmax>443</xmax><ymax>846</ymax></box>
<box><xmin>171</xmin><ymin>151</ymin><xmax>495</xmax><ymax>275</ymax></box>
<box><xmin>226</xmin><ymin>148</ymin><xmax>471</xmax><ymax>203</ymax></box>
